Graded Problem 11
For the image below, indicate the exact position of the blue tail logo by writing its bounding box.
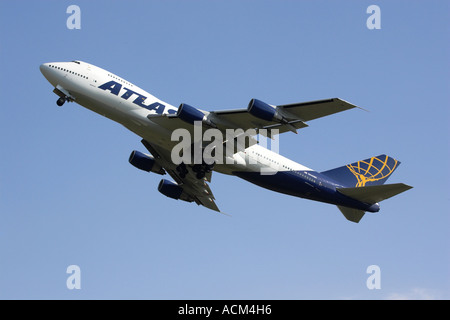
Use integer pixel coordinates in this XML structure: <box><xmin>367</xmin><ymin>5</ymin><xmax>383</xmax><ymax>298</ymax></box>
<box><xmin>322</xmin><ymin>155</ymin><xmax>401</xmax><ymax>187</ymax></box>
<box><xmin>346</xmin><ymin>155</ymin><xmax>399</xmax><ymax>187</ymax></box>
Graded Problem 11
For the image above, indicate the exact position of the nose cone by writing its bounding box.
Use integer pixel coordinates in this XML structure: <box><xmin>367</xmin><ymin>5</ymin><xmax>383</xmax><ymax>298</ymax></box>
<box><xmin>40</xmin><ymin>63</ymin><xmax>50</xmax><ymax>78</ymax></box>
<box><xmin>40</xmin><ymin>62</ymin><xmax>58</xmax><ymax>86</ymax></box>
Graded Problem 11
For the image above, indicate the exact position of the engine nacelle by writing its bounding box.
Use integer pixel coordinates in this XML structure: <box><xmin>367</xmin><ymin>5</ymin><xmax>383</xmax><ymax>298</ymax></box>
<box><xmin>129</xmin><ymin>150</ymin><xmax>165</xmax><ymax>174</ymax></box>
<box><xmin>247</xmin><ymin>98</ymin><xmax>282</xmax><ymax>122</ymax></box>
<box><xmin>177</xmin><ymin>103</ymin><xmax>205</xmax><ymax>124</ymax></box>
<box><xmin>158</xmin><ymin>179</ymin><xmax>184</xmax><ymax>200</ymax></box>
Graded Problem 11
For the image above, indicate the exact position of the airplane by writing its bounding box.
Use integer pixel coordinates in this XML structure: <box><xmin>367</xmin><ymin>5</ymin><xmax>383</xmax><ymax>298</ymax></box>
<box><xmin>40</xmin><ymin>60</ymin><xmax>412</xmax><ymax>223</ymax></box>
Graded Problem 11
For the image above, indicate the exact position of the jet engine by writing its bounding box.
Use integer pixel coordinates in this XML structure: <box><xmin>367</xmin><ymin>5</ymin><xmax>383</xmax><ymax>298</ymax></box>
<box><xmin>129</xmin><ymin>150</ymin><xmax>165</xmax><ymax>174</ymax></box>
<box><xmin>247</xmin><ymin>98</ymin><xmax>283</xmax><ymax>122</ymax></box>
<box><xmin>247</xmin><ymin>98</ymin><xmax>299</xmax><ymax>133</ymax></box>
<box><xmin>177</xmin><ymin>103</ymin><xmax>205</xmax><ymax>124</ymax></box>
<box><xmin>177</xmin><ymin>103</ymin><xmax>217</xmax><ymax>127</ymax></box>
<box><xmin>158</xmin><ymin>179</ymin><xmax>184</xmax><ymax>200</ymax></box>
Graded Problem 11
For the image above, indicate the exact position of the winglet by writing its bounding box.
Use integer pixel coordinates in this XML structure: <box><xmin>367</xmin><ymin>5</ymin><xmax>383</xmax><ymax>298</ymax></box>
<box><xmin>219</xmin><ymin>211</ymin><xmax>232</xmax><ymax>217</ymax></box>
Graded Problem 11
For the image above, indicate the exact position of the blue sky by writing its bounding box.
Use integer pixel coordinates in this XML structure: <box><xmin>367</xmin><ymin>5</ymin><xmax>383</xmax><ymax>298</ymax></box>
<box><xmin>0</xmin><ymin>0</ymin><xmax>448</xmax><ymax>299</ymax></box>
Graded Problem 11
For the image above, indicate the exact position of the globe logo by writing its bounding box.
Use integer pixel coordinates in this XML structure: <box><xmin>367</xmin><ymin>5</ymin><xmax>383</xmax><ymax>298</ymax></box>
<box><xmin>346</xmin><ymin>155</ymin><xmax>399</xmax><ymax>187</ymax></box>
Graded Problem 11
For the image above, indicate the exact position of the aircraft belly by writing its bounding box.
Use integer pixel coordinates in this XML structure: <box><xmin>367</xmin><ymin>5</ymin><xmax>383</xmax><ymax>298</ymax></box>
<box><xmin>213</xmin><ymin>164</ymin><xmax>236</xmax><ymax>175</ymax></box>
<box><xmin>232</xmin><ymin>170</ymin><xmax>374</xmax><ymax>211</ymax></box>
<box><xmin>72</xmin><ymin>91</ymin><xmax>128</xmax><ymax>123</ymax></box>
<box><xmin>70</xmin><ymin>88</ymin><xmax>167</xmax><ymax>143</ymax></box>
<box><xmin>233</xmin><ymin>170</ymin><xmax>315</xmax><ymax>198</ymax></box>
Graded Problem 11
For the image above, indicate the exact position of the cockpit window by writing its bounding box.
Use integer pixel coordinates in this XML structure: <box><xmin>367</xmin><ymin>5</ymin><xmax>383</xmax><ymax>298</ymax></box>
<box><xmin>72</xmin><ymin>60</ymin><xmax>80</xmax><ymax>64</ymax></box>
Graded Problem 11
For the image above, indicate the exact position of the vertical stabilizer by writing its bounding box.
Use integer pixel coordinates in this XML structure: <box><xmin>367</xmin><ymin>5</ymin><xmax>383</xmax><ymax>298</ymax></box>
<box><xmin>322</xmin><ymin>155</ymin><xmax>400</xmax><ymax>187</ymax></box>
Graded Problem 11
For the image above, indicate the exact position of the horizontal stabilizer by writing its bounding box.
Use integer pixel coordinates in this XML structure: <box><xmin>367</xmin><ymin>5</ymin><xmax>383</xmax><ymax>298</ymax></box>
<box><xmin>337</xmin><ymin>183</ymin><xmax>413</xmax><ymax>204</ymax></box>
<box><xmin>337</xmin><ymin>206</ymin><xmax>365</xmax><ymax>223</ymax></box>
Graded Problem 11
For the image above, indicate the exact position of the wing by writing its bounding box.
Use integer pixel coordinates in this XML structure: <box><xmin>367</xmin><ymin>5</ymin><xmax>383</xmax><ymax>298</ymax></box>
<box><xmin>147</xmin><ymin>98</ymin><xmax>360</xmax><ymax>138</ymax></box>
<box><xmin>141</xmin><ymin>140</ymin><xmax>221</xmax><ymax>213</ymax></box>
<box><xmin>213</xmin><ymin>98</ymin><xmax>361</xmax><ymax>133</ymax></box>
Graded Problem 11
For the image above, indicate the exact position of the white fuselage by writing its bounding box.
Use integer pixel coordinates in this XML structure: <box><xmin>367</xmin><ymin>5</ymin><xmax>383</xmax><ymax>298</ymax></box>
<box><xmin>39</xmin><ymin>60</ymin><xmax>312</xmax><ymax>176</ymax></box>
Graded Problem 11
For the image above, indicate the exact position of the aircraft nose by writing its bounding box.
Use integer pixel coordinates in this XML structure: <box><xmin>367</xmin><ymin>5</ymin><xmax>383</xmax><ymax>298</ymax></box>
<box><xmin>40</xmin><ymin>63</ymin><xmax>50</xmax><ymax>77</ymax></box>
<box><xmin>40</xmin><ymin>62</ymin><xmax>58</xmax><ymax>86</ymax></box>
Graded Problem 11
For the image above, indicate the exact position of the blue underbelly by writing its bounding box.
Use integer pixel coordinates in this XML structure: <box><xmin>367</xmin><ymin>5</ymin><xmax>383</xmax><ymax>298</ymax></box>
<box><xmin>233</xmin><ymin>170</ymin><xmax>377</xmax><ymax>212</ymax></box>
<box><xmin>233</xmin><ymin>170</ymin><xmax>324</xmax><ymax>198</ymax></box>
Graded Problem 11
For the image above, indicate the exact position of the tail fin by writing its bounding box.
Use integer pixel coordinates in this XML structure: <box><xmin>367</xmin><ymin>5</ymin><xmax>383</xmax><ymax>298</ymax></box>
<box><xmin>321</xmin><ymin>154</ymin><xmax>401</xmax><ymax>187</ymax></box>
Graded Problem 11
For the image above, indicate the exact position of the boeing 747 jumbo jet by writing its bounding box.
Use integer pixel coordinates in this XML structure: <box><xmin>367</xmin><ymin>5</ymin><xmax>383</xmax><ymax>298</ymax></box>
<box><xmin>40</xmin><ymin>60</ymin><xmax>412</xmax><ymax>222</ymax></box>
